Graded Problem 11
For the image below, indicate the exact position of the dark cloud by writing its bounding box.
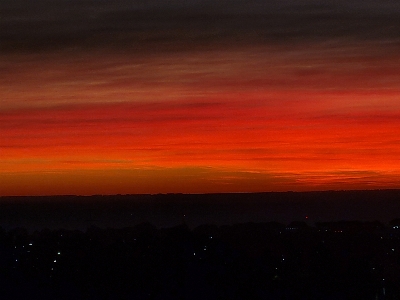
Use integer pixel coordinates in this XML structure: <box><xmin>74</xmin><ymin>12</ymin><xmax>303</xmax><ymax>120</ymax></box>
<box><xmin>1</xmin><ymin>0</ymin><xmax>400</xmax><ymax>52</ymax></box>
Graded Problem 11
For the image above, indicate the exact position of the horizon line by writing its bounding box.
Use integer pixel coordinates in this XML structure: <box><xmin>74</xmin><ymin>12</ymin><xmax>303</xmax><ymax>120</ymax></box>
<box><xmin>2</xmin><ymin>188</ymin><xmax>400</xmax><ymax>198</ymax></box>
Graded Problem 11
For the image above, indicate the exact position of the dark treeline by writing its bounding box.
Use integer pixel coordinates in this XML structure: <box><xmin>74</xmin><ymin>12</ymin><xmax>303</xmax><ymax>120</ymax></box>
<box><xmin>2</xmin><ymin>219</ymin><xmax>400</xmax><ymax>299</ymax></box>
<box><xmin>2</xmin><ymin>190</ymin><xmax>400</xmax><ymax>230</ymax></box>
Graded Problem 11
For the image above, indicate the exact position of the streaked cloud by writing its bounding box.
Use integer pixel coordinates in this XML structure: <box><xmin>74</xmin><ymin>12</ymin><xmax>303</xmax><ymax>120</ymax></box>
<box><xmin>1</xmin><ymin>0</ymin><xmax>400</xmax><ymax>195</ymax></box>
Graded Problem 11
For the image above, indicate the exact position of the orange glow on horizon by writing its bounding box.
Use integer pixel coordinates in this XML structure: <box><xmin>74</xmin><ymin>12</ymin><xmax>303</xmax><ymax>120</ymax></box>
<box><xmin>1</xmin><ymin>44</ymin><xmax>400</xmax><ymax>195</ymax></box>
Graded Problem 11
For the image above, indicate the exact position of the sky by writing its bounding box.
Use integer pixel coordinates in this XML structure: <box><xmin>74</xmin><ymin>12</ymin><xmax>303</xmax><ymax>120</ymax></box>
<box><xmin>1</xmin><ymin>0</ymin><xmax>400</xmax><ymax>195</ymax></box>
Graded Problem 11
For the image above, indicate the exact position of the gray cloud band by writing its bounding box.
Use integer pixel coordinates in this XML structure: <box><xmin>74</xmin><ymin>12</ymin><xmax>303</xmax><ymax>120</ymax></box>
<box><xmin>1</xmin><ymin>0</ymin><xmax>400</xmax><ymax>52</ymax></box>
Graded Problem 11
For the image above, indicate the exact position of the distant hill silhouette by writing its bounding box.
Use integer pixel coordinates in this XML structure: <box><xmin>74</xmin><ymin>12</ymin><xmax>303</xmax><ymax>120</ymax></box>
<box><xmin>1</xmin><ymin>190</ymin><xmax>400</xmax><ymax>231</ymax></box>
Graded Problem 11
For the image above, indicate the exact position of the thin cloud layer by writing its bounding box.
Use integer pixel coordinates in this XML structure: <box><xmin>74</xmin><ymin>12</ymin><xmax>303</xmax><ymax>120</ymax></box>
<box><xmin>1</xmin><ymin>0</ymin><xmax>400</xmax><ymax>195</ymax></box>
<box><xmin>2</xmin><ymin>0</ymin><xmax>400</xmax><ymax>52</ymax></box>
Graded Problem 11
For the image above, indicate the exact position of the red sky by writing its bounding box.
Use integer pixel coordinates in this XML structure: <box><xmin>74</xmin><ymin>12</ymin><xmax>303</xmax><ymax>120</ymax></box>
<box><xmin>1</xmin><ymin>2</ymin><xmax>400</xmax><ymax>195</ymax></box>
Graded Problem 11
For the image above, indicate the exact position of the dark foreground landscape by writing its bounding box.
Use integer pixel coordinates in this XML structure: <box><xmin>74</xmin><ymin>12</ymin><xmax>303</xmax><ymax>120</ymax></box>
<box><xmin>1</xmin><ymin>190</ymin><xmax>400</xmax><ymax>299</ymax></box>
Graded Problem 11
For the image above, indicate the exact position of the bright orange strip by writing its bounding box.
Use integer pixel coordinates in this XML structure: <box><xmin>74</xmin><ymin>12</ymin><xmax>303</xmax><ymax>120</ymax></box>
<box><xmin>1</xmin><ymin>45</ymin><xmax>400</xmax><ymax>195</ymax></box>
